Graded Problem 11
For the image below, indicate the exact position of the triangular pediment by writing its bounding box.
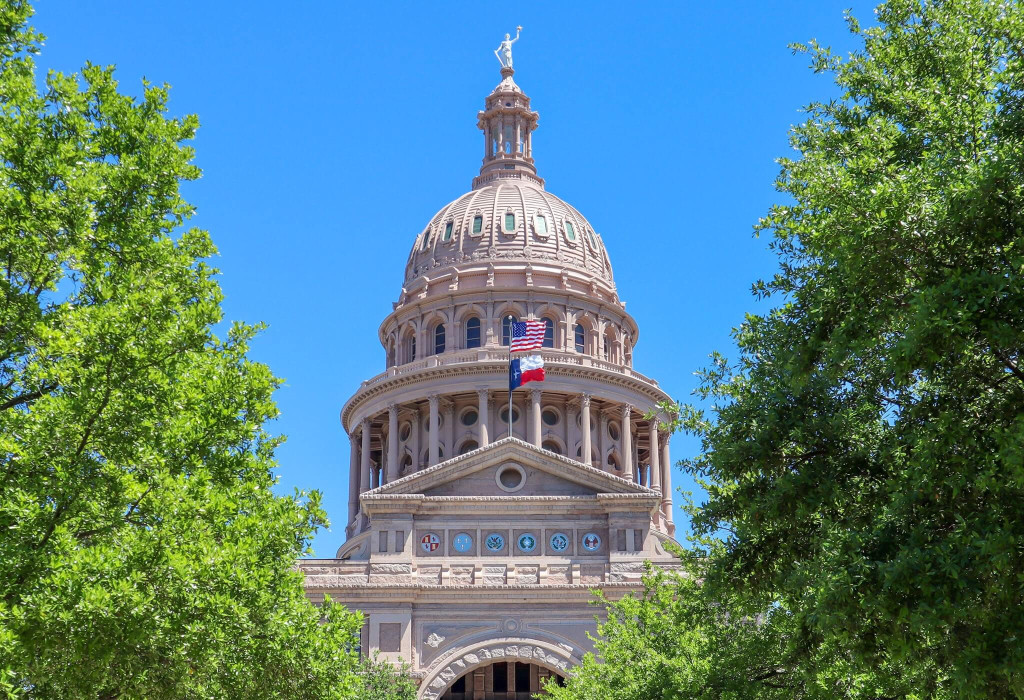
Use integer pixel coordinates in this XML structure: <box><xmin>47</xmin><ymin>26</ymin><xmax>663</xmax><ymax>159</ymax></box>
<box><xmin>368</xmin><ymin>437</ymin><xmax>654</xmax><ymax>498</ymax></box>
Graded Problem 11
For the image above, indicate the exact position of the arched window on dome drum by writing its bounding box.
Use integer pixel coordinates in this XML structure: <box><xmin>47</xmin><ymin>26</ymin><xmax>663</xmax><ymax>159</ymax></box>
<box><xmin>465</xmin><ymin>317</ymin><xmax>481</xmax><ymax>349</ymax></box>
<box><xmin>603</xmin><ymin>335</ymin><xmax>610</xmax><ymax>361</ymax></box>
<box><xmin>542</xmin><ymin>318</ymin><xmax>554</xmax><ymax>348</ymax></box>
<box><xmin>433</xmin><ymin>323</ymin><xmax>445</xmax><ymax>355</ymax></box>
<box><xmin>574</xmin><ymin>324</ymin><xmax>585</xmax><ymax>353</ymax></box>
<box><xmin>502</xmin><ymin>316</ymin><xmax>519</xmax><ymax>346</ymax></box>
<box><xmin>408</xmin><ymin>335</ymin><xmax>416</xmax><ymax>362</ymax></box>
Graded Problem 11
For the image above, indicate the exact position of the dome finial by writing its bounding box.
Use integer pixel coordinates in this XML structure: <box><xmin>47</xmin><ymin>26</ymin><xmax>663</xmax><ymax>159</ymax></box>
<box><xmin>474</xmin><ymin>28</ymin><xmax>543</xmax><ymax>190</ymax></box>
<box><xmin>494</xmin><ymin>26</ymin><xmax>522</xmax><ymax>70</ymax></box>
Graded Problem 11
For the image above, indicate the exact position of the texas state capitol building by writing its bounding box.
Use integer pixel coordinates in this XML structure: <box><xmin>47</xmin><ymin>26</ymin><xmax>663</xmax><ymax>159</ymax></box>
<box><xmin>299</xmin><ymin>51</ymin><xmax>679</xmax><ymax>700</ymax></box>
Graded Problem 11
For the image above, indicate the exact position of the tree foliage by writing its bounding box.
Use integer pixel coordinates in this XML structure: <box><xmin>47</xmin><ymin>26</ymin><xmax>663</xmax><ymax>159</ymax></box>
<box><xmin>557</xmin><ymin>0</ymin><xmax>1024</xmax><ymax>697</ymax></box>
<box><xmin>0</xmin><ymin>2</ymin><xmax>412</xmax><ymax>697</ymax></box>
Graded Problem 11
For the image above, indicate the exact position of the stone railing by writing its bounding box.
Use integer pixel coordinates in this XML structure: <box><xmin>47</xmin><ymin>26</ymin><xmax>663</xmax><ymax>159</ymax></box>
<box><xmin>298</xmin><ymin>559</ymin><xmax>649</xmax><ymax>588</ymax></box>
<box><xmin>361</xmin><ymin>349</ymin><xmax>659</xmax><ymax>390</ymax></box>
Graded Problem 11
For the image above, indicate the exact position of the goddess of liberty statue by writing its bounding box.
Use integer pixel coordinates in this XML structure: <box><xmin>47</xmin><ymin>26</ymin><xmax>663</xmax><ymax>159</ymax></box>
<box><xmin>495</xmin><ymin>26</ymin><xmax>522</xmax><ymax>69</ymax></box>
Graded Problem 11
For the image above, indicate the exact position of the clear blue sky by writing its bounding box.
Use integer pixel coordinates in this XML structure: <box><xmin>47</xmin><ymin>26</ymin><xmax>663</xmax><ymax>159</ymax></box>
<box><xmin>35</xmin><ymin>1</ymin><xmax>874</xmax><ymax>557</ymax></box>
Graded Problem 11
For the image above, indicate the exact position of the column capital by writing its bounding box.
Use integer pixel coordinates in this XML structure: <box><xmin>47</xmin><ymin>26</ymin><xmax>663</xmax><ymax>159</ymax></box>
<box><xmin>428</xmin><ymin>394</ymin><xmax>440</xmax><ymax>408</ymax></box>
<box><xmin>361</xmin><ymin>416</ymin><xmax>372</xmax><ymax>429</ymax></box>
<box><xmin>387</xmin><ymin>402</ymin><xmax>398</xmax><ymax>413</ymax></box>
<box><xmin>477</xmin><ymin>388</ymin><xmax>491</xmax><ymax>404</ymax></box>
<box><xmin>530</xmin><ymin>387</ymin><xmax>543</xmax><ymax>401</ymax></box>
<box><xmin>581</xmin><ymin>392</ymin><xmax>592</xmax><ymax>408</ymax></box>
<box><xmin>621</xmin><ymin>403</ymin><xmax>633</xmax><ymax>419</ymax></box>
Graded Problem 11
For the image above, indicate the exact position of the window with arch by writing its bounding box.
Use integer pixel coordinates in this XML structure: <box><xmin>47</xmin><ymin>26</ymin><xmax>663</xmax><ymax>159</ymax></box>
<box><xmin>420</xmin><ymin>228</ymin><xmax>430</xmax><ymax>251</ymax></box>
<box><xmin>502</xmin><ymin>316</ymin><xmax>519</xmax><ymax>346</ymax></box>
<box><xmin>542</xmin><ymin>318</ymin><xmax>554</xmax><ymax>348</ymax></box>
<box><xmin>574</xmin><ymin>323</ymin><xmax>586</xmax><ymax>353</ymax></box>
<box><xmin>442</xmin><ymin>221</ymin><xmax>453</xmax><ymax>242</ymax></box>
<box><xmin>587</xmin><ymin>228</ymin><xmax>599</xmax><ymax>249</ymax></box>
<box><xmin>603</xmin><ymin>335</ymin><xmax>611</xmax><ymax>361</ymax></box>
<box><xmin>433</xmin><ymin>323</ymin><xmax>446</xmax><ymax>355</ymax></box>
<box><xmin>405</xmin><ymin>333</ymin><xmax>416</xmax><ymax>363</ymax></box>
<box><xmin>465</xmin><ymin>317</ymin><xmax>481</xmax><ymax>349</ymax></box>
<box><xmin>564</xmin><ymin>220</ymin><xmax>577</xmax><ymax>242</ymax></box>
<box><xmin>504</xmin><ymin>212</ymin><xmax>516</xmax><ymax>232</ymax></box>
<box><xmin>458</xmin><ymin>440</ymin><xmax>479</xmax><ymax>455</ymax></box>
<box><xmin>472</xmin><ymin>215</ymin><xmax>483</xmax><ymax>234</ymax></box>
<box><xmin>400</xmin><ymin>453</ymin><xmax>412</xmax><ymax>473</ymax></box>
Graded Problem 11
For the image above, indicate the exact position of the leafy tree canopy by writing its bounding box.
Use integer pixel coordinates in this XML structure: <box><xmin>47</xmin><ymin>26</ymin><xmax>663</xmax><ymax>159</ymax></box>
<box><xmin>0</xmin><ymin>2</ymin><xmax>411</xmax><ymax>697</ymax></box>
<box><xmin>557</xmin><ymin>0</ymin><xmax>1024</xmax><ymax>697</ymax></box>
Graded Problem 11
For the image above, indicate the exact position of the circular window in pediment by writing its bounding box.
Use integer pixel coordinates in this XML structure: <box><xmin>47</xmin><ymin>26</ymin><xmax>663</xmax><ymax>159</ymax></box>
<box><xmin>495</xmin><ymin>463</ymin><xmax>526</xmax><ymax>492</ymax></box>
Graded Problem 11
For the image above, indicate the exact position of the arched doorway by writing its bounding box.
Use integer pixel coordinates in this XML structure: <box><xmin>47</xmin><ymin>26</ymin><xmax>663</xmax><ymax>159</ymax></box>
<box><xmin>440</xmin><ymin>660</ymin><xmax>565</xmax><ymax>699</ymax></box>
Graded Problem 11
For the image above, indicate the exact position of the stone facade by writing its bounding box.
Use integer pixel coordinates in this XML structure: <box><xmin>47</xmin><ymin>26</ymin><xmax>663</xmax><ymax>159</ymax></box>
<box><xmin>300</xmin><ymin>64</ymin><xmax>679</xmax><ymax>699</ymax></box>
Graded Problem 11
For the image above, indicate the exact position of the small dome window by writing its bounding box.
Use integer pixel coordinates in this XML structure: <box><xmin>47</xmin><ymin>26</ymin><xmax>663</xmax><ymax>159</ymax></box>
<box><xmin>564</xmin><ymin>220</ymin><xmax>577</xmax><ymax>242</ymax></box>
<box><xmin>535</xmin><ymin>214</ymin><xmax>548</xmax><ymax>235</ymax></box>
<box><xmin>461</xmin><ymin>409</ymin><xmax>478</xmax><ymax>427</ymax></box>
<box><xmin>504</xmin><ymin>212</ymin><xmax>516</xmax><ymax>232</ymax></box>
<box><xmin>465</xmin><ymin>317</ymin><xmax>481</xmax><ymax>349</ymax></box>
<box><xmin>587</xmin><ymin>228</ymin><xmax>599</xmax><ymax>249</ymax></box>
<box><xmin>472</xmin><ymin>215</ymin><xmax>483</xmax><ymax>234</ymax></box>
<box><xmin>442</xmin><ymin>221</ymin><xmax>454</xmax><ymax>242</ymax></box>
<box><xmin>541</xmin><ymin>408</ymin><xmax>559</xmax><ymax>426</ymax></box>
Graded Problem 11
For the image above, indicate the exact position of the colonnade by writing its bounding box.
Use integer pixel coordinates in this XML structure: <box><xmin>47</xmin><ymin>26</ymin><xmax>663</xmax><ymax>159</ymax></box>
<box><xmin>347</xmin><ymin>391</ymin><xmax>675</xmax><ymax>536</ymax></box>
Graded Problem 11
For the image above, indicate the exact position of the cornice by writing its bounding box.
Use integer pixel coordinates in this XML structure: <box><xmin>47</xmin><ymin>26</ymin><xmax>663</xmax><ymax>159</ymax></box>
<box><xmin>341</xmin><ymin>360</ymin><xmax>670</xmax><ymax>431</ymax></box>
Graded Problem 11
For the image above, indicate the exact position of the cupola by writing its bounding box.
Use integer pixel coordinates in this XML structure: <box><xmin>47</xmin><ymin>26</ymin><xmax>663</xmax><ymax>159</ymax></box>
<box><xmin>472</xmin><ymin>67</ymin><xmax>543</xmax><ymax>190</ymax></box>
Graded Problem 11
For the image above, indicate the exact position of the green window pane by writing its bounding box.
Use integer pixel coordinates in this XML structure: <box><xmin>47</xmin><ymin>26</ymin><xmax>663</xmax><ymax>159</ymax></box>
<box><xmin>505</xmin><ymin>213</ymin><xmax>515</xmax><ymax>231</ymax></box>
<box><xmin>536</xmin><ymin>215</ymin><xmax>547</xmax><ymax>234</ymax></box>
<box><xmin>472</xmin><ymin>216</ymin><xmax>482</xmax><ymax>234</ymax></box>
<box><xmin>443</xmin><ymin>222</ymin><xmax>453</xmax><ymax>241</ymax></box>
<box><xmin>565</xmin><ymin>221</ymin><xmax>576</xmax><ymax>240</ymax></box>
<box><xmin>587</xmin><ymin>229</ymin><xmax>598</xmax><ymax>247</ymax></box>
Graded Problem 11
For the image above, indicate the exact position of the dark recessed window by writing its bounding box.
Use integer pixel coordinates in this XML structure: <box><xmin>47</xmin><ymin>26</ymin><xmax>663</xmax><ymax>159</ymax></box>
<box><xmin>459</xmin><ymin>440</ymin><xmax>478</xmax><ymax>455</ymax></box>
<box><xmin>472</xmin><ymin>215</ymin><xmax>483</xmax><ymax>234</ymax></box>
<box><xmin>542</xmin><ymin>440</ymin><xmax>562</xmax><ymax>455</ymax></box>
<box><xmin>434</xmin><ymin>324</ymin><xmax>445</xmax><ymax>355</ymax></box>
<box><xmin>465</xmin><ymin>317</ymin><xmax>481</xmax><ymax>348</ymax></box>
<box><xmin>500</xmin><ymin>406</ymin><xmax>520</xmax><ymax>424</ymax></box>
<box><xmin>574</xmin><ymin>324</ymin><xmax>585</xmax><ymax>353</ymax></box>
<box><xmin>461</xmin><ymin>409</ymin><xmax>478</xmax><ymax>426</ymax></box>
<box><xmin>542</xmin><ymin>318</ymin><xmax>554</xmax><ymax>348</ymax></box>
<box><xmin>542</xmin><ymin>408</ymin><xmax>559</xmax><ymax>426</ymax></box>
<box><xmin>502</xmin><ymin>316</ymin><xmax>518</xmax><ymax>346</ymax></box>
<box><xmin>443</xmin><ymin>221</ymin><xmax>453</xmax><ymax>241</ymax></box>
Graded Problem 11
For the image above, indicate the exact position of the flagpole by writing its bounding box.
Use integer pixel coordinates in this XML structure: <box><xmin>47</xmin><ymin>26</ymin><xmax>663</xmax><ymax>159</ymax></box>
<box><xmin>507</xmin><ymin>315</ymin><xmax>513</xmax><ymax>440</ymax></box>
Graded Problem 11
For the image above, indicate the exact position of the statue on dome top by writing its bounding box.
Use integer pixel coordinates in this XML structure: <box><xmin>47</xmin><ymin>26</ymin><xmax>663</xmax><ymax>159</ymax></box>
<box><xmin>494</xmin><ymin>26</ymin><xmax>522</xmax><ymax>69</ymax></box>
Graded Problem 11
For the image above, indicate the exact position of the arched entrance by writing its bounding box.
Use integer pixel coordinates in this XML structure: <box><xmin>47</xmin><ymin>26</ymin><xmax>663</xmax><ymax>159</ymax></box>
<box><xmin>440</xmin><ymin>660</ymin><xmax>565</xmax><ymax>699</ymax></box>
<box><xmin>418</xmin><ymin>638</ymin><xmax>579</xmax><ymax>700</ymax></box>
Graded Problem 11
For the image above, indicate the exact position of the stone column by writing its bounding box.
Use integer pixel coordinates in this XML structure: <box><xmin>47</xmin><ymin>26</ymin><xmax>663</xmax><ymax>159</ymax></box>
<box><xmin>662</xmin><ymin>435</ymin><xmax>674</xmax><ymax>534</ymax></box>
<box><xmin>621</xmin><ymin>404</ymin><xmax>633</xmax><ymax>479</ymax></box>
<box><xmin>648</xmin><ymin>420</ymin><xmax>660</xmax><ymax>490</ymax></box>
<box><xmin>410</xmin><ymin>407</ymin><xmax>421</xmax><ymax>471</ymax></box>
<box><xmin>477</xmin><ymin>389</ymin><xmax>490</xmax><ymax>448</ymax></box>
<box><xmin>598</xmin><ymin>410</ymin><xmax>609</xmax><ymax>471</ymax></box>
<box><xmin>347</xmin><ymin>433</ymin><xmax>359</xmax><ymax>526</ymax></box>
<box><xmin>386</xmin><ymin>403</ymin><xmax>399</xmax><ymax>484</ymax></box>
<box><xmin>443</xmin><ymin>400</ymin><xmax>454</xmax><ymax>460</ymax></box>
<box><xmin>428</xmin><ymin>395</ymin><xmax>440</xmax><ymax>467</ymax></box>
<box><xmin>530</xmin><ymin>388</ymin><xmax>543</xmax><ymax>447</ymax></box>
<box><xmin>360</xmin><ymin>417</ymin><xmax>371</xmax><ymax>495</ymax></box>
<box><xmin>581</xmin><ymin>393</ymin><xmax>592</xmax><ymax>467</ymax></box>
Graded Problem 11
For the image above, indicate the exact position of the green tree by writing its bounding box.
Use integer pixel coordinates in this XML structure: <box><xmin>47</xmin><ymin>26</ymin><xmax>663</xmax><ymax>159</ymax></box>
<box><xmin>357</xmin><ymin>654</ymin><xmax>418</xmax><ymax>700</ymax></box>
<box><xmin>671</xmin><ymin>0</ymin><xmax>1024</xmax><ymax>696</ymax></box>
<box><xmin>0</xmin><ymin>2</ymin><xmax>383</xmax><ymax>697</ymax></box>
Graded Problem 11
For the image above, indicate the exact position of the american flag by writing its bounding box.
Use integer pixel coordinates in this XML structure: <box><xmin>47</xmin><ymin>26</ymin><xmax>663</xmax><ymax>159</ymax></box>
<box><xmin>510</xmin><ymin>320</ymin><xmax>545</xmax><ymax>352</ymax></box>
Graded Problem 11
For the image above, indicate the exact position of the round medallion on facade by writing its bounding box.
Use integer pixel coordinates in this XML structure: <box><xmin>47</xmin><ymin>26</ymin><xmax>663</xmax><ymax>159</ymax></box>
<box><xmin>421</xmin><ymin>533</ymin><xmax>441</xmax><ymax>553</ymax></box>
<box><xmin>550</xmin><ymin>532</ymin><xmax>570</xmax><ymax>552</ymax></box>
<box><xmin>452</xmin><ymin>532</ymin><xmax>473</xmax><ymax>553</ymax></box>
<box><xmin>582</xmin><ymin>532</ymin><xmax>602</xmax><ymax>552</ymax></box>
<box><xmin>485</xmin><ymin>533</ymin><xmax>506</xmax><ymax>552</ymax></box>
<box><xmin>495</xmin><ymin>463</ymin><xmax>526</xmax><ymax>492</ymax></box>
<box><xmin>517</xmin><ymin>533</ymin><xmax>537</xmax><ymax>552</ymax></box>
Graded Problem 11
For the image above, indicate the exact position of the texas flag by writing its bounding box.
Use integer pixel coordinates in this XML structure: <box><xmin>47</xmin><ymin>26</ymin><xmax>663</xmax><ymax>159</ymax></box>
<box><xmin>509</xmin><ymin>354</ymin><xmax>545</xmax><ymax>390</ymax></box>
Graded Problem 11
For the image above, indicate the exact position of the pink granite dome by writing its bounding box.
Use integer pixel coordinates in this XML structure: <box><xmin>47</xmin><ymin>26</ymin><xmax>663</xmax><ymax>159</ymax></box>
<box><xmin>403</xmin><ymin>182</ymin><xmax>613</xmax><ymax>287</ymax></box>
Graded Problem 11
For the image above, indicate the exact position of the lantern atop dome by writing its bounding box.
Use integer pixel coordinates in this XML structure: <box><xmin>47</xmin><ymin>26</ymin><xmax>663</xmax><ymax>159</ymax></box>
<box><xmin>474</xmin><ymin>32</ymin><xmax>543</xmax><ymax>190</ymax></box>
